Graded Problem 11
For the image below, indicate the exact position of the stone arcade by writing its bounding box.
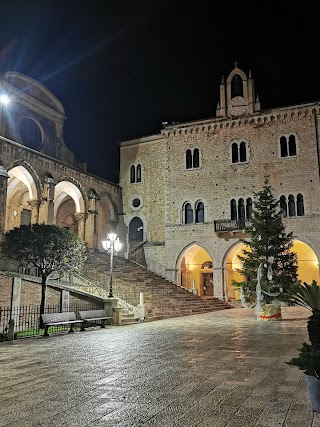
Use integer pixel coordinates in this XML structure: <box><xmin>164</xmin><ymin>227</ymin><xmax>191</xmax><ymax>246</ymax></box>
<box><xmin>0</xmin><ymin>71</ymin><xmax>126</xmax><ymax>260</ymax></box>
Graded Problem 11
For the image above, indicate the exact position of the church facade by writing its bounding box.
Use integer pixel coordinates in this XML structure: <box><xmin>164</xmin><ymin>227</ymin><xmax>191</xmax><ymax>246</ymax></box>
<box><xmin>120</xmin><ymin>64</ymin><xmax>320</xmax><ymax>302</ymax></box>
<box><xmin>0</xmin><ymin>71</ymin><xmax>125</xmax><ymax>259</ymax></box>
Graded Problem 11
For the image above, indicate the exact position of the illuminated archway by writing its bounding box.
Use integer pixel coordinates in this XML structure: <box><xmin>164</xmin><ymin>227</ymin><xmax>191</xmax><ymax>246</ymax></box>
<box><xmin>177</xmin><ymin>244</ymin><xmax>213</xmax><ymax>297</ymax></box>
<box><xmin>224</xmin><ymin>239</ymin><xmax>320</xmax><ymax>303</ymax></box>
<box><xmin>294</xmin><ymin>240</ymin><xmax>320</xmax><ymax>284</ymax></box>
<box><xmin>54</xmin><ymin>181</ymin><xmax>85</xmax><ymax>233</ymax></box>
<box><xmin>5</xmin><ymin>166</ymin><xmax>39</xmax><ymax>231</ymax></box>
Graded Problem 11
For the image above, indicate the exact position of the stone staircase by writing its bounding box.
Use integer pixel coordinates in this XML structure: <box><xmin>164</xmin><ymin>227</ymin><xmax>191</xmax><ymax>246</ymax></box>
<box><xmin>83</xmin><ymin>251</ymin><xmax>233</xmax><ymax>321</ymax></box>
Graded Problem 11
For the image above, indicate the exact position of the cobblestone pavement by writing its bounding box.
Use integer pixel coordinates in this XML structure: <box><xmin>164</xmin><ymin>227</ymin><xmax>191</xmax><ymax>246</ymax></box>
<box><xmin>0</xmin><ymin>307</ymin><xmax>319</xmax><ymax>427</ymax></box>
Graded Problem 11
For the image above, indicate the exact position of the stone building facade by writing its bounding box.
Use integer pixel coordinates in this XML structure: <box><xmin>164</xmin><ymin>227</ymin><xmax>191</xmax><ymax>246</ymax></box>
<box><xmin>0</xmin><ymin>71</ymin><xmax>125</xmax><ymax>255</ymax></box>
<box><xmin>120</xmin><ymin>64</ymin><xmax>320</xmax><ymax>302</ymax></box>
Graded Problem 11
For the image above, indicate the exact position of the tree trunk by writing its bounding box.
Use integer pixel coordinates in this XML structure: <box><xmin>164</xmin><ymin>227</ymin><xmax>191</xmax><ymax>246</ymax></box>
<box><xmin>308</xmin><ymin>314</ymin><xmax>320</xmax><ymax>349</ymax></box>
<box><xmin>39</xmin><ymin>274</ymin><xmax>48</xmax><ymax>328</ymax></box>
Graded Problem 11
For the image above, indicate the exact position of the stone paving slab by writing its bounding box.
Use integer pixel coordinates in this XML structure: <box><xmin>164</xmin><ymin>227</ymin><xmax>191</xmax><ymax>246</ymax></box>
<box><xmin>0</xmin><ymin>306</ymin><xmax>319</xmax><ymax>426</ymax></box>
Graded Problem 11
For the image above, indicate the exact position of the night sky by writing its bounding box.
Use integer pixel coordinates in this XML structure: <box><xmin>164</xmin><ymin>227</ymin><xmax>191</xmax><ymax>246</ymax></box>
<box><xmin>1</xmin><ymin>1</ymin><xmax>320</xmax><ymax>183</ymax></box>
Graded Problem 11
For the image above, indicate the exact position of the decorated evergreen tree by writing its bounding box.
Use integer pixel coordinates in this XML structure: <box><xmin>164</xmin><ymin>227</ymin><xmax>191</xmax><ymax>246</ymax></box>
<box><xmin>234</xmin><ymin>175</ymin><xmax>299</xmax><ymax>311</ymax></box>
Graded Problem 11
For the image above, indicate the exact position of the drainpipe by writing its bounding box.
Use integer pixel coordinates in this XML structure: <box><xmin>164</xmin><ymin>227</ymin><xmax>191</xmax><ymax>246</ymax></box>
<box><xmin>313</xmin><ymin>107</ymin><xmax>320</xmax><ymax>181</ymax></box>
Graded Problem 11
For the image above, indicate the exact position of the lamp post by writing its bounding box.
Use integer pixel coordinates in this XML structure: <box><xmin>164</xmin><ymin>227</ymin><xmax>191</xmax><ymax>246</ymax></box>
<box><xmin>101</xmin><ymin>233</ymin><xmax>122</xmax><ymax>298</ymax></box>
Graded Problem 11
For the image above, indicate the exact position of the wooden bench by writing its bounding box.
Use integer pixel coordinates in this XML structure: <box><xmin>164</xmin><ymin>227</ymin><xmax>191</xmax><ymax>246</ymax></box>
<box><xmin>79</xmin><ymin>309</ymin><xmax>113</xmax><ymax>331</ymax></box>
<box><xmin>41</xmin><ymin>312</ymin><xmax>83</xmax><ymax>337</ymax></box>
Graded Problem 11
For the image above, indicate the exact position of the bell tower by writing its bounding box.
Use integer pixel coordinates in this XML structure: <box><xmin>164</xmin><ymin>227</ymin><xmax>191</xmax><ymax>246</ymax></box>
<box><xmin>216</xmin><ymin>62</ymin><xmax>261</xmax><ymax>118</ymax></box>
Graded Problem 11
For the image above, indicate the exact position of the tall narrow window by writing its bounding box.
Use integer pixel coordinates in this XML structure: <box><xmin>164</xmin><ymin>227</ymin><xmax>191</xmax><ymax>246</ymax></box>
<box><xmin>288</xmin><ymin>134</ymin><xmax>297</xmax><ymax>156</ymax></box>
<box><xmin>186</xmin><ymin>150</ymin><xmax>192</xmax><ymax>169</ymax></box>
<box><xmin>288</xmin><ymin>194</ymin><xmax>296</xmax><ymax>216</ymax></box>
<box><xmin>246</xmin><ymin>198</ymin><xmax>252</xmax><ymax>218</ymax></box>
<box><xmin>297</xmin><ymin>193</ymin><xmax>304</xmax><ymax>216</ymax></box>
<box><xmin>239</xmin><ymin>141</ymin><xmax>246</xmax><ymax>162</ymax></box>
<box><xmin>280</xmin><ymin>195</ymin><xmax>287</xmax><ymax>217</ymax></box>
<box><xmin>280</xmin><ymin>136</ymin><xmax>288</xmax><ymax>157</ymax></box>
<box><xmin>231</xmin><ymin>199</ymin><xmax>237</xmax><ymax>220</ymax></box>
<box><xmin>193</xmin><ymin>148</ymin><xmax>200</xmax><ymax>168</ymax></box>
<box><xmin>238</xmin><ymin>198</ymin><xmax>245</xmax><ymax>219</ymax></box>
<box><xmin>136</xmin><ymin>164</ymin><xmax>142</xmax><ymax>182</ymax></box>
<box><xmin>231</xmin><ymin>74</ymin><xmax>243</xmax><ymax>97</ymax></box>
<box><xmin>130</xmin><ymin>165</ymin><xmax>135</xmax><ymax>183</ymax></box>
<box><xmin>232</xmin><ymin>143</ymin><xmax>238</xmax><ymax>163</ymax></box>
<box><xmin>280</xmin><ymin>134</ymin><xmax>298</xmax><ymax>158</ymax></box>
<box><xmin>185</xmin><ymin>203</ymin><xmax>193</xmax><ymax>224</ymax></box>
<box><xmin>195</xmin><ymin>201</ymin><xmax>204</xmax><ymax>223</ymax></box>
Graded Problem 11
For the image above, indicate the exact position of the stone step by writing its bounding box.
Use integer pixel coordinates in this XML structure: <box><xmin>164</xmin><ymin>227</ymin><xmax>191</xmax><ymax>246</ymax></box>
<box><xmin>83</xmin><ymin>251</ymin><xmax>234</xmax><ymax>321</ymax></box>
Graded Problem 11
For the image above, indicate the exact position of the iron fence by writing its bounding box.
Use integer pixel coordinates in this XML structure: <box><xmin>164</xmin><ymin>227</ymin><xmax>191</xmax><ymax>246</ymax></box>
<box><xmin>0</xmin><ymin>303</ymin><xmax>102</xmax><ymax>341</ymax></box>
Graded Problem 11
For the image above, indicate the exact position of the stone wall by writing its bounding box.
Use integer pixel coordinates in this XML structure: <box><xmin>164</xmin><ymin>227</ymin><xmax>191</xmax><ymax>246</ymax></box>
<box><xmin>0</xmin><ymin>273</ymin><xmax>103</xmax><ymax>309</ymax></box>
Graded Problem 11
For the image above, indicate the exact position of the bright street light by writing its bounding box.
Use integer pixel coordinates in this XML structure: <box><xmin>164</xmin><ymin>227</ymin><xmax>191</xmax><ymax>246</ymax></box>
<box><xmin>101</xmin><ymin>233</ymin><xmax>122</xmax><ymax>298</ymax></box>
<box><xmin>0</xmin><ymin>94</ymin><xmax>10</xmax><ymax>105</ymax></box>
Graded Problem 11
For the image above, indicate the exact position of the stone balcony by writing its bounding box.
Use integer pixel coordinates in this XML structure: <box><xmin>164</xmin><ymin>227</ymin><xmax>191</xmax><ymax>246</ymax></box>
<box><xmin>214</xmin><ymin>219</ymin><xmax>251</xmax><ymax>237</ymax></box>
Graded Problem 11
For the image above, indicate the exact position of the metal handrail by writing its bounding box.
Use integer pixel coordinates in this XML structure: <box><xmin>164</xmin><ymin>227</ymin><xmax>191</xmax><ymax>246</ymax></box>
<box><xmin>48</xmin><ymin>272</ymin><xmax>137</xmax><ymax>314</ymax></box>
<box><xmin>214</xmin><ymin>219</ymin><xmax>251</xmax><ymax>232</ymax></box>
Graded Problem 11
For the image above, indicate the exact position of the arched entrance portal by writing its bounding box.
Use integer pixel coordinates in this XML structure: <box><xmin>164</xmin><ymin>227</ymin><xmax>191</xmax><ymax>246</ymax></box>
<box><xmin>5</xmin><ymin>166</ymin><xmax>39</xmax><ymax>231</ymax></box>
<box><xmin>178</xmin><ymin>245</ymin><xmax>213</xmax><ymax>297</ymax></box>
<box><xmin>224</xmin><ymin>239</ymin><xmax>320</xmax><ymax>302</ymax></box>
<box><xmin>129</xmin><ymin>217</ymin><xmax>143</xmax><ymax>243</ymax></box>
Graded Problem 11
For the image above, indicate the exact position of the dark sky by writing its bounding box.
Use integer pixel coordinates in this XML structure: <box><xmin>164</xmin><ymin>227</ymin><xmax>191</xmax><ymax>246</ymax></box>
<box><xmin>1</xmin><ymin>1</ymin><xmax>320</xmax><ymax>182</ymax></box>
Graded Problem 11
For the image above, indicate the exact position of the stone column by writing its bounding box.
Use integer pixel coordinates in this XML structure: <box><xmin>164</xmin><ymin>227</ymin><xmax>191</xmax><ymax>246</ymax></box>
<box><xmin>85</xmin><ymin>190</ymin><xmax>100</xmax><ymax>250</ymax></box>
<box><xmin>61</xmin><ymin>289</ymin><xmax>70</xmax><ymax>311</ymax></box>
<box><xmin>213</xmin><ymin>267</ymin><xmax>224</xmax><ymax>300</ymax></box>
<box><xmin>28</xmin><ymin>200</ymin><xmax>41</xmax><ymax>224</ymax></box>
<box><xmin>0</xmin><ymin>165</ymin><xmax>9</xmax><ymax>240</ymax></box>
<box><xmin>11</xmin><ymin>276</ymin><xmax>21</xmax><ymax>331</ymax></box>
<box><xmin>38</xmin><ymin>181</ymin><xmax>55</xmax><ymax>225</ymax></box>
<box><xmin>74</xmin><ymin>212</ymin><xmax>87</xmax><ymax>242</ymax></box>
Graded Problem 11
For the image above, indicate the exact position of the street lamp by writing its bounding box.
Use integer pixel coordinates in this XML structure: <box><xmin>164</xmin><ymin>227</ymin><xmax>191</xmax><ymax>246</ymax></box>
<box><xmin>101</xmin><ymin>233</ymin><xmax>122</xmax><ymax>298</ymax></box>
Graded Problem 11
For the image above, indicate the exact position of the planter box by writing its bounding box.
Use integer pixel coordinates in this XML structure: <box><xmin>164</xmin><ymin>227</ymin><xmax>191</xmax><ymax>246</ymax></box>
<box><xmin>305</xmin><ymin>374</ymin><xmax>320</xmax><ymax>413</ymax></box>
<box><xmin>258</xmin><ymin>303</ymin><xmax>282</xmax><ymax>321</ymax></box>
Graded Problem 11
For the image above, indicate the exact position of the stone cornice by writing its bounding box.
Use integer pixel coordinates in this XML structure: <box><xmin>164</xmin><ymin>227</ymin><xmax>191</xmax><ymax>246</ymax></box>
<box><xmin>162</xmin><ymin>103</ymin><xmax>320</xmax><ymax>138</ymax></box>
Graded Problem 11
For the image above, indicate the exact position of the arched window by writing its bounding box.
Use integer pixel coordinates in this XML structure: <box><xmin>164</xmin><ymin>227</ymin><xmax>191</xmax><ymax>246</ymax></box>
<box><xmin>130</xmin><ymin>164</ymin><xmax>143</xmax><ymax>183</ymax></box>
<box><xmin>231</xmin><ymin>143</ymin><xmax>238</xmax><ymax>163</ymax></box>
<box><xmin>279</xmin><ymin>134</ymin><xmax>298</xmax><ymax>158</ymax></box>
<box><xmin>288</xmin><ymin>194</ymin><xmax>296</xmax><ymax>216</ymax></box>
<box><xmin>297</xmin><ymin>193</ymin><xmax>304</xmax><ymax>216</ymax></box>
<box><xmin>186</xmin><ymin>148</ymin><xmax>201</xmax><ymax>169</ymax></box>
<box><xmin>136</xmin><ymin>164</ymin><xmax>142</xmax><ymax>182</ymax></box>
<box><xmin>280</xmin><ymin>136</ymin><xmax>287</xmax><ymax>157</ymax></box>
<box><xmin>238</xmin><ymin>198</ymin><xmax>245</xmax><ymax>219</ymax></box>
<box><xmin>288</xmin><ymin>134</ymin><xmax>297</xmax><ymax>156</ymax></box>
<box><xmin>231</xmin><ymin>140</ymin><xmax>247</xmax><ymax>163</ymax></box>
<box><xmin>280</xmin><ymin>195</ymin><xmax>287</xmax><ymax>217</ymax></box>
<box><xmin>193</xmin><ymin>148</ymin><xmax>200</xmax><ymax>168</ymax></box>
<box><xmin>201</xmin><ymin>261</ymin><xmax>213</xmax><ymax>269</ymax></box>
<box><xmin>239</xmin><ymin>141</ymin><xmax>247</xmax><ymax>162</ymax></box>
<box><xmin>195</xmin><ymin>201</ymin><xmax>204</xmax><ymax>223</ymax></box>
<box><xmin>184</xmin><ymin>203</ymin><xmax>193</xmax><ymax>224</ymax></box>
<box><xmin>129</xmin><ymin>217</ymin><xmax>144</xmax><ymax>242</ymax></box>
<box><xmin>231</xmin><ymin>74</ymin><xmax>243</xmax><ymax>97</ymax></box>
<box><xmin>186</xmin><ymin>150</ymin><xmax>192</xmax><ymax>169</ymax></box>
<box><xmin>246</xmin><ymin>198</ymin><xmax>252</xmax><ymax>218</ymax></box>
<box><xmin>230</xmin><ymin>199</ymin><xmax>237</xmax><ymax>220</ymax></box>
<box><xmin>130</xmin><ymin>165</ymin><xmax>135</xmax><ymax>183</ymax></box>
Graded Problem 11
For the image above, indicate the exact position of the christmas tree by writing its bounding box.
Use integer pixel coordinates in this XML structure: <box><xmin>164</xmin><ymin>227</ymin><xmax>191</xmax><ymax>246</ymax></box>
<box><xmin>234</xmin><ymin>175</ymin><xmax>299</xmax><ymax>309</ymax></box>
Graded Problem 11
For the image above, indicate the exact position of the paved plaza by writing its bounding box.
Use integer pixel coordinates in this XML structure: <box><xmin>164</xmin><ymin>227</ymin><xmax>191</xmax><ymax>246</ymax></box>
<box><xmin>0</xmin><ymin>306</ymin><xmax>319</xmax><ymax>427</ymax></box>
